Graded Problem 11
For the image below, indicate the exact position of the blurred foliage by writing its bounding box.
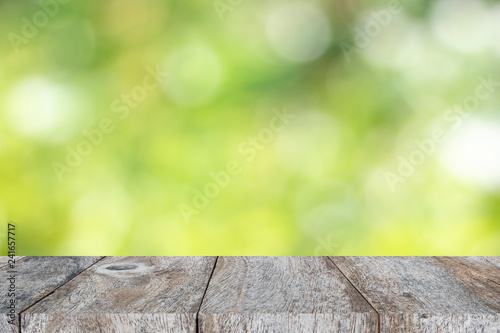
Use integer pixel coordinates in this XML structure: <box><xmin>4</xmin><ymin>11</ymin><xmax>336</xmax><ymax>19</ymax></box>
<box><xmin>1</xmin><ymin>0</ymin><xmax>500</xmax><ymax>255</ymax></box>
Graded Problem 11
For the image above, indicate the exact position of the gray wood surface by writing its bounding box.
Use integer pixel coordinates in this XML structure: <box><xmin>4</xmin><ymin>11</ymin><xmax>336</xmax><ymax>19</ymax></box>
<box><xmin>0</xmin><ymin>256</ymin><xmax>102</xmax><ymax>333</ymax></box>
<box><xmin>332</xmin><ymin>256</ymin><xmax>500</xmax><ymax>333</ymax></box>
<box><xmin>0</xmin><ymin>256</ymin><xmax>25</xmax><ymax>268</ymax></box>
<box><xmin>1</xmin><ymin>256</ymin><xmax>498</xmax><ymax>332</ymax></box>
<box><xmin>199</xmin><ymin>256</ymin><xmax>378</xmax><ymax>333</ymax></box>
<box><xmin>22</xmin><ymin>256</ymin><xmax>217</xmax><ymax>333</ymax></box>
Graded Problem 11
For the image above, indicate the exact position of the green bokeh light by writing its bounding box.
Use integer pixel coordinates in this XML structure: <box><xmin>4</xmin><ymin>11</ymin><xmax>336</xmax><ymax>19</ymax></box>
<box><xmin>1</xmin><ymin>0</ymin><xmax>499</xmax><ymax>255</ymax></box>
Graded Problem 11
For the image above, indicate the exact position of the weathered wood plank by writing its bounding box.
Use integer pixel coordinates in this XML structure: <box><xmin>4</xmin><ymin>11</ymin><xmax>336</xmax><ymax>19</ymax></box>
<box><xmin>0</xmin><ymin>256</ymin><xmax>101</xmax><ymax>333</ymax></box>
<box><xmin>0</xmin><ymin>256</ymin><xmax>25</xmax><ymax>268</ymax></box>
<box><xmin>199</xmin><ymin>256</ymin><xmax>378</xmax><ymax>332</ymax></box>
<box><xmin>332</xmin><ymin>256</ymin><xmax>500</xmax><ymax>333</ymax></box>
<box><xmin>22</xmin><ymin>256</ymin><xmax>217</xmax><ymax>333</ymax></box>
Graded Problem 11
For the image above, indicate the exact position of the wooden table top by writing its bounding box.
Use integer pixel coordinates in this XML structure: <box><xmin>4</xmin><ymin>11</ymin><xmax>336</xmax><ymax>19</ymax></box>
<box><xmin>1</xmin><ymin>256</ymin><xmax>499</xmax><ymax>332</ymax></box>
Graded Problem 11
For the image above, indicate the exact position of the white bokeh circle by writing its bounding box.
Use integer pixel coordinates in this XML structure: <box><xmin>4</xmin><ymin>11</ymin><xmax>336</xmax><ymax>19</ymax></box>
<box><xmin>439</xmin><ymin>118</ymin><xmax>500</xmax><ymax>191</ymax></box>
<box><xmin>4</xmin><ymin>77</ymin><xmax>84</xmax><ymax>143</ymax></box>
<box><xmin>266</xmin><ymin>2</ymin><xmax>331</xmax><ymax>63</ymax></box>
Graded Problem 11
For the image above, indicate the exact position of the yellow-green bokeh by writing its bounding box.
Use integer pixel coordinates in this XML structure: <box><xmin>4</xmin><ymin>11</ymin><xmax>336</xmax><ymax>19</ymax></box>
<box><xmin>1</xmin><ymin>0</ymin><xmax>500</xmax><ymax>255</ymax></box>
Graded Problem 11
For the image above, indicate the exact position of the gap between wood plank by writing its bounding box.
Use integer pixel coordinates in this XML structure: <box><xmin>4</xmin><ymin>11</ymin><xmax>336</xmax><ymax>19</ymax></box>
<box><xmin>18</xmin><ymin>256</ymin><xmax>107</xmax><ymax>328</ymax></box>
<box><xmin>327</xmin><ymin>257</ymin><xmax>381</xmax><ymax>333</ymax></box>
<box><xmin>196</xmin><ymin>256</ymin><xmax>219</xmax><ymax>333</ymax></box>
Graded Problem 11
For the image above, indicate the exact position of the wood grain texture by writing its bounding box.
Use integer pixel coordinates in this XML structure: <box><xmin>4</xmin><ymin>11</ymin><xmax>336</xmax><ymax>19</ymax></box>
<box><xmin>332</xmin><ymin>256</ymin><xmax>500</xmax><ymax>333</ymax></box>
<box><xmin>199</xmin><ymin>256</ymin><xmax>378</xmax><ymax>333</ymax></box>
<box><xmin>0</xmin><ymin>256</ymin><xmax>25</xmax><ymax>268</ymax></box>
<box><xmin>0</xmin><ymin>256</ymin><xmax>101</xmax><ymax>333</ymax></box>
<box><xmin>22</xmin><ymin>256</ymin><xmax>217</xmax><ymax>333</ymax></box>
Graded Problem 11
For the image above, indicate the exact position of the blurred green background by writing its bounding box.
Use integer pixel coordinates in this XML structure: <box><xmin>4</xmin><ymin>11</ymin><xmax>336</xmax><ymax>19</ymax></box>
<box><xmin>1</xmin><ymin>0</ymin><xmax>500</xmax><ymax>255</ymax></box>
